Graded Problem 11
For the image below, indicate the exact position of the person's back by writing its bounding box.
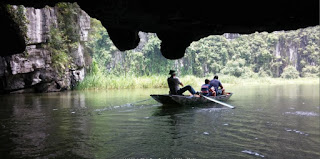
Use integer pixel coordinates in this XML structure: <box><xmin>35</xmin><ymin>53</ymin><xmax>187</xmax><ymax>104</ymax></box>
<box><xmin>167</xmin><ymin>76</ymin><xmax>181</xmax><ymax>95</ymax></box>
<box><xmin>210</xmin><ymin>79</ymin><xmax>221</xmax><ymax>92</ymax></box>
<box><xmin>167</xmin><ymin>70</ymin><xmax>197</xmax><ymax>96</ymax></box>
<box><xmin>209</xmin><ymin>75</ymin><xmax>225</xmax><ymax>96</ymax></box>
<box><xmin>201</xmin><ymin>79</ymin><xmax>211</xmax><ymax>96</ymax></box>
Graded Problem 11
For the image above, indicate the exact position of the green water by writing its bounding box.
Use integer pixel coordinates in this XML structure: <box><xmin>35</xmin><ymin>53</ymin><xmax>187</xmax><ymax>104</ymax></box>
<box><xmin>0</xmin><ymin>84</ymin><xmax>319</xmax><ymax>158</ymax></box>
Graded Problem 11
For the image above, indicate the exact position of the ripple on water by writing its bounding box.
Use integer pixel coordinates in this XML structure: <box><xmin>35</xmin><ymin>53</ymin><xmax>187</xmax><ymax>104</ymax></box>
<box><xmin>242</xmin><ymin>150</ymin><xmax>265</xmax><ymax>158</ymax></box>
<box><xmin>285</xmin><ymin>128</ymin><xmax>309</xmax><ymax>136</ymax></box>
<box><xmin>196</xmin><ymin>108</ymin><xmax>227</xmax><ymax>113</ymax></box>
<box><xmin>284</xmin><ymin>111</ymin><xmax>319</xmax><ymax>117</ymax></box>
<box><xmin>203</xmin><ymin>132</ymin><xmax>210</xmax><ymax>135</ymax></box>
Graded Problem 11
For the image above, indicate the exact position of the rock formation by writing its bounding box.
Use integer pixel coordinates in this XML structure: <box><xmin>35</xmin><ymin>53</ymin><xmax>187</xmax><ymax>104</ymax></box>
<box><xmin>0</xmin><ymin>5</ymin><xmax>90</xmax><ymax>93</ymax></box>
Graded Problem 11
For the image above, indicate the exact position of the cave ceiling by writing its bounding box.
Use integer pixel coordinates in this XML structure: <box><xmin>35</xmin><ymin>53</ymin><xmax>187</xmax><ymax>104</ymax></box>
<box><xmin>1</xmin><ymin>0</ymin><xmax>319</xmax><ymax>59</ymax></box>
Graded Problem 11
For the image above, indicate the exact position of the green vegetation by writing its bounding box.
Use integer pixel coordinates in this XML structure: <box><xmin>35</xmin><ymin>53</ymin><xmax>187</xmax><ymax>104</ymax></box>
<box><xmin>84</xmin><ymin>19</ymin><xmax>319</xmax><ymax>75</ymax></box>
<box><xmin>280</xmin><ymin>65</ymin><xmax>300</xmax><ymax>79</ymax></box>
<box><xmin>46</xmin><ymin>3</ymin><xmax>82</xmax><ymax>74</ymax></box>
<box><xmin>85</xmin><ymin>18</ymin><xmax>116</xmax><ymax>74</ymax></box>
<box><xmin>55</xmin><ymin>3</ymin><xmax>81</xmax><ymax>43</ymax></box>
<box><xmin>85</xmin><ymin>19</ymin><xmax>173</xmax><ymax>76</ymax></box>
<box><xmin>6</xmin><ymin>5</ymin><xmax>29</xmax><ymax>41</ymax></box>
<box><xmin>301</xmin><ymin>65</ymin><xmax>320</xmax><ymax>78</ymax></box>
<box><xmin>47</xmin><ymin>27</ymin><xmax>71</xmax><ymax>74</ymax></box>
<box><xmin>11</xmin><ymin>3</ymin><xmax>318</xmax><ymax>90</ymax></box>
<box><xmin>78</xmin><ymin>57</ymin><xmax>318</xmax><ymax>90</ymax></box>
<box><xmin>78</xmin><ymin>18</ymin><xmax>319</xmax><ymax>90</ymax></box>
<box><xmin>8</xmin><ymin>3</ymin><xmax>82</xmax><ymax>74</ymax></box>
<box><xmin>77</xmin><ymin>74</ymin><xmax>319</xmax><ymax>90</ymax></box>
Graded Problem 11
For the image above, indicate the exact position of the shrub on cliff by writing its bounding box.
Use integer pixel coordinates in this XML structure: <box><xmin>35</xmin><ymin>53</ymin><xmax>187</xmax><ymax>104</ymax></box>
<box><xmin>6</xmin><ymin>5</ymin><xmax>29</xmax><ymax>41</ymax></box>
<box><xmin>46</xmin><ymin>2</ymin><xmax>82</xmax><ymax>75</ymax></box>
<box><xmin>47</xmin><ymin>27</ymin><xmax>70</xmax><ymax>74</ymax></box>
<box><xmin>56</xmin><ymin>2</ymin><xmax>81</xmax><ymax>43</ymax></box>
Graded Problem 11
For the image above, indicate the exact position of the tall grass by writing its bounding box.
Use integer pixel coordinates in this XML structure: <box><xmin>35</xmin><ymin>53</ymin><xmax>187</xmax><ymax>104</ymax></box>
<box><xmin>76</xmin><ymin>73</ymin><xmax>169</xmax><ymax>90</ymax></box>
<box><xmin>76</xmin><ymin>73</ymin><xmax>319</xmax><ymax>90</ymax></box>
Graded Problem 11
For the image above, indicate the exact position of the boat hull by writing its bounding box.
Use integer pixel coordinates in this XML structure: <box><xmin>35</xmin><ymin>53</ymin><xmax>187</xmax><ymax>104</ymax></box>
<box><xmin>150</xmin><ymin>93</ymin><xmax>233</xmax><ymax>106</ymax></box>
<box><xmin>150</xmin><ymin>94</ymin><xmax>180</xmax><ymax>105</ymax></box>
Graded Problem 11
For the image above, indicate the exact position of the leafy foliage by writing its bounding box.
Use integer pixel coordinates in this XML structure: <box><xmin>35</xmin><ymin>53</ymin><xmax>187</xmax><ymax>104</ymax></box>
<box><xmin>84</xmin><ymin>22</ymin><xmax>319</xmax><ymax>79</ymax></box>
<box><xmin>47</xmin><ymin>27</ymin><xmax>70</xmax><ymax>74</ymax></box>
<box><xmin>281</xmin><ymin>65</ymin><xmax>300</xmax><ymax>79</ymax></box>
<box><xmin>85</xmin><ymin>19</ymin><xmax>116</xmax><ymax>74</ymax></box>
<box><xmin>9</xmin><ymin>3</ymin><xmax>319</xmax><ymax>83</ymax></box>
<box><xmin>301</xmin><ymin>65</ymin><xmax>319</xmax><ymax>77</ymax></box>
<box><xmin>6</xmin><ymin>5</ymin><xmax>29</xmax><ymax>41</ymax></box>
<box><xmin>56</xmin><ymin>3</ymin><xmax>81</xmax><ymax>43</ymax></box>
<box><xmin>221</xmin><ymin>59</ymin><xmax>247</xmax><ymax>77</ymax></box>
<box><xmin>79</xmin><ymin>21</ymin><xmax>319</xmax><ymax>89</ymax></box>
<box><xmin>46</xmin><ymin>3</ymin><xmax>82</xmax><ymax>74</ymax></box>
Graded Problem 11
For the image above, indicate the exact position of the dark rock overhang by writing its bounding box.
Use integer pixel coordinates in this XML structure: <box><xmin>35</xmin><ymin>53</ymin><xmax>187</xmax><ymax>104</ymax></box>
<box><xmin>1</xmin><ymin>0</ymin><xmax>319</xmax><ymax>59</ymax></box>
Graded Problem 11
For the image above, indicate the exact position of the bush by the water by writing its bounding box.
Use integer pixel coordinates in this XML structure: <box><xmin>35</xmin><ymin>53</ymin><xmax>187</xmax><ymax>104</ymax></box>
<box><xmin>281</xmin><ymin>66</ymin><xmax>300</xmax><ymax>79</ymax></box>
<box><xmin>221</xmin><ymin>59</ymin><xmax>246</xmax><ymax>77</ymax></box>
<box><xmin>301</xmin><ymin>65</ymin><xmax>319</xmax><ymax>77</ymax></box>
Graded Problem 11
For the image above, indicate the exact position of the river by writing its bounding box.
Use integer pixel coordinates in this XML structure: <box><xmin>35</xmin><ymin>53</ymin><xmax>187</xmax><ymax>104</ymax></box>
<box><xmin>0</xmin><ymin>84</ymin><xmax>319</xmax><ymax>159</ymax></box>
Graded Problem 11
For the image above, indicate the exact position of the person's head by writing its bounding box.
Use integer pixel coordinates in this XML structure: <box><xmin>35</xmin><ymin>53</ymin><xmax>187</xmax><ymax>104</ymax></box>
<box><xmin>205</xmin><ymin>79</ymin><xmax>210</xmax><ymax>84</ymax></box>
<box><xmin>169</xmin><ymin>70</ymin><xmax>176</xmax><ymax>76</ymax></box>
<box><xmin>214</xmin><ymin>75</ymin><xmax>218</xmax><ymax>79</ymax></box>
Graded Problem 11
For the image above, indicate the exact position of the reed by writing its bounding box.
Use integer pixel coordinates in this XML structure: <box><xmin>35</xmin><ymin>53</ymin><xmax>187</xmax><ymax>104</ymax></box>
<box><xmin>76</xmin><ymin>74</ymin><xmax>169</xmax><ymax>90</ymax></box>
<box><xmin>76</xmin><ymin>74</ymin><xmax>319</xmax><ymax>90</ymax></box>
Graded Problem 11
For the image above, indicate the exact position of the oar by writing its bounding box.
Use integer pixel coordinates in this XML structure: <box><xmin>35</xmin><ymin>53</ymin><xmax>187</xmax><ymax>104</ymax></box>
<box><xmin>200</xmin><ymin>94</ymin><xmax>235</xmax><ymax>109</ymax></box>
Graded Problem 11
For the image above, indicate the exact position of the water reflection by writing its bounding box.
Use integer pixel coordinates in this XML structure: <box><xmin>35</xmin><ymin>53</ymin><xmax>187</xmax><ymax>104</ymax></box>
<box><xmin>0</xmin><ymin>92</ymin><xmax>94</xmax><ymax>158</ymax></box>
<box><xmin>0</xmin><ymin>84</ymin><xmax>319</xmax><ymax>158</ymax></box>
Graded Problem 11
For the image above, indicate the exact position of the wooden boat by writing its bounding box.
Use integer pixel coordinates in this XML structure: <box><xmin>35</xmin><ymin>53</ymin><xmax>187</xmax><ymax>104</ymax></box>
<box><xmin>150</xmin><ymin>94</ymin><xmax>180</xmax><ymax>105</ymax></box>
<box><xmin>150</xmin><ymin>93</ymin><xmax>233</xmax><ymax>106</ymax></box>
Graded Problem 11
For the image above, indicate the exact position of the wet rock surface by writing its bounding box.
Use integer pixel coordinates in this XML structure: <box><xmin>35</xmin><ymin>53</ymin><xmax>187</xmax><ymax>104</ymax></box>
<box><xmin>0</xmin><ymin>6</ymin><xmax>90</xmax><ymax>93</ymax></box>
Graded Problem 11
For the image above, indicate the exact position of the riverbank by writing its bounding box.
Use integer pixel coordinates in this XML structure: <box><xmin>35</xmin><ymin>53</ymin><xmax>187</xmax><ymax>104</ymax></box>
<box><xmin>76</xmin><ymin>74</ymin><xmax>319</xmax><ymax>90</ymax></box>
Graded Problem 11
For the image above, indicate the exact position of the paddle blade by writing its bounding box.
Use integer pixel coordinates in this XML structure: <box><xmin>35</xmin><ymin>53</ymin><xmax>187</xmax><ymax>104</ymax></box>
<box><xmin>201</xmin><ymin>95</ymin><xmax>235</xmax><ymax>109</ymax></box>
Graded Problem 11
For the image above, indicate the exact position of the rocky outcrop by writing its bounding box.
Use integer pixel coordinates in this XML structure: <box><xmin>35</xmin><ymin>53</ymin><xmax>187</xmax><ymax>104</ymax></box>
<box><xmin>0</xmin><ymin>5</ymin><xmax>90</xmax><ymax>93</ymax></box>
<box><xmin>26</xmin><ymin>7</ymin><xmax>57</xmax><ymax>44</ymax></box>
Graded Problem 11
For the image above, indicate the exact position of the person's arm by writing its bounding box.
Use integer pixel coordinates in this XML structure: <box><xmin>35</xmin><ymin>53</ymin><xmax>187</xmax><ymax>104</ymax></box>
<box><xmin>179</xmin><ymin>81</ymin><xmax>184</xmax><ymax>87</ymax></box>
<box><xmin>219</xmin><ymin>81</ymin><xmax>223</xmax><ymax>89</ymax></box>
<box><xmin>177</xmin><ymin>77</ymin><xmax>184</xmax><ymax>87</ymax></box>
<box><xmin>208</xmin><ymin>81</ymin><xmax>212</xmax><ymax>89</ymax></box>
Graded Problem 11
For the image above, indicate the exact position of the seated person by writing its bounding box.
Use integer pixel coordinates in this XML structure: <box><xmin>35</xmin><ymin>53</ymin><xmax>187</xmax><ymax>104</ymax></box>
<box><xmin>201</xmin><ymin>79</ymin><xmax>216</xmax><ymax>96</ymax></box>
<box><xmin>167</xmin><ymin>70</ymin><xmax>198</xmax><ymax>96</ymax></box>
<box><xmin>209</xmin><ymin>75</ymin><xmax>226</xmax><ymax>96</ymax></box>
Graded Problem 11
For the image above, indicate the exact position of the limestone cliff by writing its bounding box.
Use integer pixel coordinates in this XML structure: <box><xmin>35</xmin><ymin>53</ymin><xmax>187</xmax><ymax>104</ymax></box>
<box><xmin>0</xmin><ymin>4</ymin><xmax>90</xmax><ymax>93</ymax></box>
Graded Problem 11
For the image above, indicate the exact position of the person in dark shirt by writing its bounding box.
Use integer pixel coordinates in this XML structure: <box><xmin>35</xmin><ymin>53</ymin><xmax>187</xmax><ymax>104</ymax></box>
<box><xmin>201</xmin><ymin>79</ymin><xmax>216</xmax><ymax>96</ymax></box>
<box><xmin>209</xmin><ymin>75</ymin><xmax>226</xmax><ymax>96</ymax></box>
<box><xmin>167</xmin><ymin>70</ymin><xmax>197</xmax><ymax>95</ymax></box>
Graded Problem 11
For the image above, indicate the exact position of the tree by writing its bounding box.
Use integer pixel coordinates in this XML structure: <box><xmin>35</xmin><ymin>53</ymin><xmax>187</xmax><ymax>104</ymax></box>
<box><xmin>221</xmin><ymin>58</ymin><xmax>247</xmax><ymax>77</ymax></box>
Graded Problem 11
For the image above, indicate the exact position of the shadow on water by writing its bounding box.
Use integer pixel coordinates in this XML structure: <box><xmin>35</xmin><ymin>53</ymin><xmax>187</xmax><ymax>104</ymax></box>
<box><xmin>152</xmin><ymin>103</ymin><xmax>226</xmax><ymax>117</ymax></box>
<box><xmin>152</xmin><ymin>104</ymin><xmax>192</xmax><ymax>116</ymax></box>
